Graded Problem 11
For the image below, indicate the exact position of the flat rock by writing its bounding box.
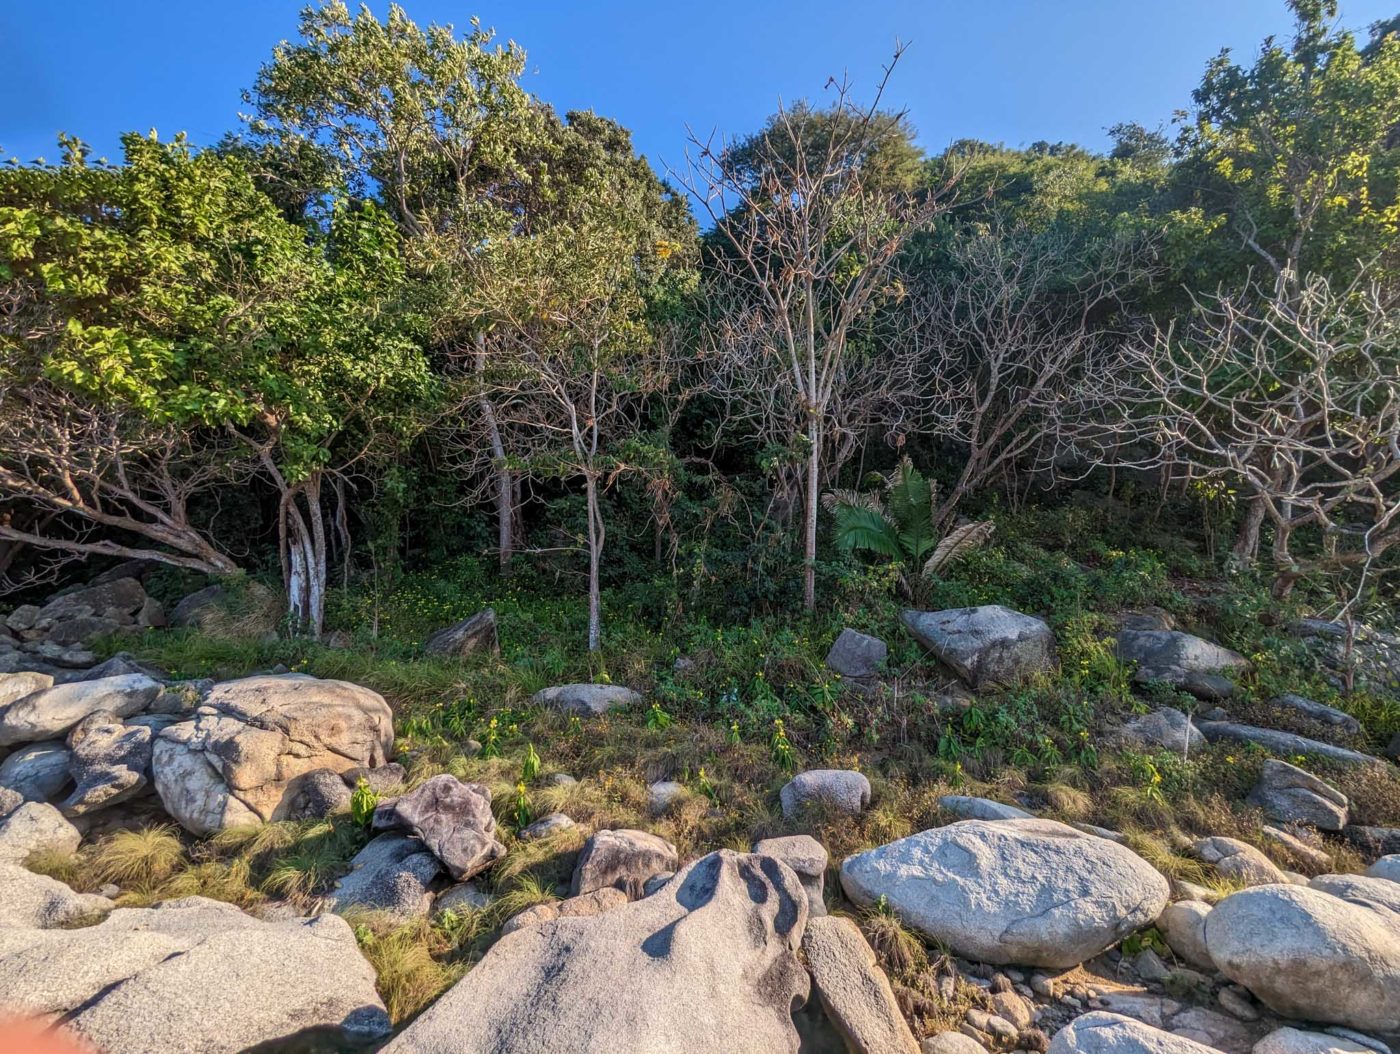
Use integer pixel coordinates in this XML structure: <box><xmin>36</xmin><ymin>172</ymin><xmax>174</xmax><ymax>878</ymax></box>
<box><xmin>38</xmin><ymin>578</ymin><xmax>146</xmax><ymax>623</ymax></box>
<box><xmin>152</xmin><ymin>674</ymin><xmax>394</xmax><ymax>834</ymax></box>
<box><xmin>326</xmin><ymin>833</ymin><xmax>442</xmax><ymax>920</ymax></box>
<box><xmin>532</xmin><ymin>682</ymin><xmax>642</xmax><ymax>716</ymax></box>
<box><xmin>0</xmin><ymin>740</ymin><xmax>72</xmax><ymax>802</ymax></box>
<box><xmin>0</xmin><ymin>801</ymin><xmax>82</xmax><ymax>862</ymax></box>
<box><xmin>381</xmin><ymin>850</ymin><xmax>810</xmax><ymax>1054</ymax></box>
<box><xmin>939</xmin><ymin>794</ymin><xmax>1034</xmax><ymax>821</ymax></box>
<box><xmin>0</xmin><ymin>894</ymin><xmax>390</xmax><ymax>1053</ymax></box>
<box><xmin>1048</xmin><ymin>1012</ymin><xmax>1221</xmax><ymax>1054</ymax></box>
<box><xmin>1115</xmin><ymin>630</ymin><xmax>1248</xmax><ymax>695</ymax></box>
<box><xmin>571</xmin><ymin>828</ymin><xmax>678</xmax><ymax>900</ymax></box>
<box><xmin>1263</xmin><ymin>825</ymin><xmax>1331</xmax><ymax>869</ymax></box>
<box><xmin>1248</xmin><ymin>760</ymin><xmax>1348</xmax><ymax>832</ymax></box>
<box><xmin>519</xmin><ymin>812</ymin><xmax>576</xmax><ymax>841</ymax></box>
<box><xmin>1255</xmin><ymin>1028</ymin><xmax>1378</xmax><ymax>1054</ymax></box>
<box><xmin>1194</xmin><ymin>837</ymin><xmax>1286</xmax><ymax>886</ymax></box>
<box><xmin>372</xmin><ymin>774</ymin><xmax>504</xmax><ymax>881</ymax></box>
<box><xmin>924</xmin><ymin>1033</ymin><xmax>991</xmax><ymax>1054</ymax></box>
<box><xmin>781</xmin><ymin>769</ymin><xmax>871</xmax><ymax>818</ymax></box>
<box><xmin>0</xmin><ymin>674</ymin><xmax>160</xmax><ymax>746</ymax></box>
<box><xmin>423</xmin><ymin>608</ymin><xmax>499</xmax><ymax>658</ymax></box>
<box><xmin>826</xmin><ymin>628</ymin><xmax>888</xmax><ymax>680</ymax></box>
<box><xmin>0</xmin><ymin>862</ymin><xmax>113</xmax><ymax>929</ymax></box>
<box><xmin>840</xmin><ymin>819</ymin><xmax>1169</xmax><ymax>969</ymax></box>
<box><xmin>1269</xmin><ymin>694</ymin><xmax>1362</xmax><ymax>735</ymax></box>
<box><xmin>802</xmin><ymin>914</ymin><xmax>919</xmax><ymax>1053</ymax></box>
<box><xmin>61</xmin><ymin>709</ymin><xmax>153</xmax><ymax>816</ymax></box>
<box><xmin>1204</xmin><ymin>884</ymin><xmax>1400</xmax><ymax>1032</ymax></box>
<box><xmin>1113</xmin><ymin>708</ymin><xmax>1206</xmax><ymax>754</ymax></box>
<box><xmin>754</xmin><ymin>834</ymin><xmax>828</xmax><ymax>916</ymax></box>
<box><xmin>1198</xmin><ymin>722</ymin><xmax>1380</xmax><ymax>767</ymax></box>
<box><xmin>902</xmin><ymin>605</ymin><xmax>1057</xmax><ymax>688</ymax></box>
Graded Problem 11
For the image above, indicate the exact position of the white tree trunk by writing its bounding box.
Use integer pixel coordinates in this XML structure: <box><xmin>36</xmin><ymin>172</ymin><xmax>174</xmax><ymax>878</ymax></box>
<box><xmin>585</xmin><ymin>472</ymin><xmax>604</xmax><ymax>652</ymax></box>
<box><xmin>803</xmin><ymin>414</ymin><xmax>821</xmax><ymax>613</ymax></box>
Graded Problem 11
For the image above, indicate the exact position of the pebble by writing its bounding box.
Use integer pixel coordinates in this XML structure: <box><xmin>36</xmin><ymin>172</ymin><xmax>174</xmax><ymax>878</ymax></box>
<box><xmin>1030</xmin><ymin>974</ymin><xmax>1054</xmax><ymax>998</ymax></box>
<box><xmin>1217</xmin><ymin>986</ymin><xmax>1258</xmax><ymax>1021</ymax></box>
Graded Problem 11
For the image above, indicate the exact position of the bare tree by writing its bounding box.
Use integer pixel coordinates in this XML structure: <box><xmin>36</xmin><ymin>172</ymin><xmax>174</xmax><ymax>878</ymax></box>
<box><xmin>1057</xmin><ymin>271</ymin><xmax>1400</xmax><ymax>600</ymax></box>
<box><xmin>676</xmin><ymin>48</ymin><xmax>959</xmax><ymax>611</ymax></box>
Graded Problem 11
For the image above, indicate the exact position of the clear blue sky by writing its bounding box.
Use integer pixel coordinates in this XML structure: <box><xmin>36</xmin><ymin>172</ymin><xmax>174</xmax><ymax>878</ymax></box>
<box><xmin>4</xmin><ymin>0</ymin><xmax>1397</xmax><ymax>180</ymax></box>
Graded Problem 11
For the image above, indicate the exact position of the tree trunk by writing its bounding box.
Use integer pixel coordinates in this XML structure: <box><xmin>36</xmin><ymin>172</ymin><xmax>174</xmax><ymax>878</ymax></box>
<box><xmin>476</xmin><ymin>338</ymin><xmax>513</xmax><ymax>572</ymax></box>
<box><xmin>803</xmin><ymin>414</ymin><xmax>821</xmax><ymax>613</ymax></box>
<box><xmin>1230</xmin><ymin>496</ymin><xmax>1266</xmax><ymax>569</ymax></box>
<box><xmin>584</xmin><ymin>472</ymin><xmax>604</xmax><ymax>652</ymax></box>
<box><xmin>281</xmin><ymin>473</ymin><xmax>328</xmax><ymax>640</ymax></box>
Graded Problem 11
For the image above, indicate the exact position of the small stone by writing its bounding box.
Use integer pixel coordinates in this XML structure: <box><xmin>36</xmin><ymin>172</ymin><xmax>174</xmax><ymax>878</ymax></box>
<box><xmin>435</xmin><ymin>882</ymin><xmax>494</xmax><ymax>915</ymax></box>
<box><xmin>991</xmin><ymin>990</ymin><xmax>1033</xmax><ymax>1030</ymax></box>
<box><xmin>518</xmin><ymin>812</ymin><xmax>576</xmax><ymax>841</ymax></box>
<box><xmin>1218</xmin><ymin>986</ymin><xmax>1258</xmax><ymax>1021</ymax></box>
<box><xmin>647</xmin><ymin>780</ymin><xmax>685</xmax><ymax>815</ymax></box>
<box><xmin>923</xmin><ymin>1033</ymin><xmax>989</xmax><ymax>1054</ymax></box>
<box><xmin>500</xmin><ymin>887</ymin><xmax>628</xmax><ymax>936</ymax></box>
<box><xmin>1135</xmin><ymin>947</ymin><xmax>1171</xmax><ymax>984</ymax></box>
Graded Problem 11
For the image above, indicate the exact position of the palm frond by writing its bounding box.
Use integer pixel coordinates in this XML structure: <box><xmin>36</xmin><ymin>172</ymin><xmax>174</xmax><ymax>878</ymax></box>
<box><xmin>923</xmin><ymin>520</ymin><xmax>995</xmax><ymax>576</ymax></box>
<box><xmin>821</xmin><ymin>488</ymin><xmax>885</xmax><ymax>515</ymax></box>
<box><xmin>832</xmin><ymin>505</ymin><xmax>904</xmax><ymax>560</ymax></box>
<box><xmin>887</xmin><ymin>458</ymin><xmax>936</xmax><ymax>561</ymax></box>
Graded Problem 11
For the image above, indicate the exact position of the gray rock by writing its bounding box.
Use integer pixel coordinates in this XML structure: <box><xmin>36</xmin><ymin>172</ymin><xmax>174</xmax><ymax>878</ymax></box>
<box><xmin>0</xmin><ymin>674</ymin><xmax>160</xmax><ymax>746</ymax></box>
<box><xmin>47</xmin><ymin>616</ymin><xmax>125</xmax><ymax>646</ymax></box>
<box><xmin>0</xmin><ymin>786</ymin><xmax>20</xmax><ymax>819</ymax></box>
<box><xmin>1263</xmin><ymin>825</ymin><xmax>1332</xmax><ymax>869</ymax></box>
<box><xmin>169</xmin><ymin>584</ymin><xmax>228</xmax><ymax>628</ymax></box>
<box><xmin>754</xmin><ymin>834</ymin><xmax>828</xmax><ymax>917</ymax></box>
<box><xmin>135</xmin><ymin>595</ymin><xmax>166</xmax><ymax>629</ymax></box>
<box><xmin>923</xmin><ymin>1032</ymin><xmax>990</xmax><ymax>1054</ymax></box>
<box><xmin>1156</xmin><ymin>899</ymin><xmax>1214</xmax><ymax>970</ymax></box>
<box><xmin>61</xmin><ymin>710</ymin><xmax>153</xmax><ymax>816</ymax></box>
<box><xmin>326</xmin><ymin>833</ymin><xmax>442</xmax><ymax>920</ymax></box>
<box><xmin>1248</xmin><ymin>759</ymin><xmax>1348</xmax><ymax>831</ymax></box>
<box><xmin>519</xmin><ymin>812</ymin><xmax>577</xmax><ymax>841</ymax></box>
<box><xmin>39</xmin><ymin>578</ymin><xmax>146</xmax><ymax>623</ymax></box>
<box><xmin>372</xmin><ymin>774</ymin><xmax>504</xmax><ymax>881</ymax></box>
<box><xmin>0</xmin><ymin>801</ymin><xmax>82</xmax><ymax>862</ymax></box>
<box><xmin>1135</xmin><ymin>947</ymin><xmax>1171</xmax><ymax>984</ymax></box>
<box><xmin>571</xmin><ymin>828</ymin><xmax>678</xmax><ymax>900</ymax></box>
<box><xmin>939</xmin><ymin>794</ymin><xmax>1034</xmax><ymax>821</ymax></box>
<box><xmin>826</xmin><ymin>628</ymin><xmax>889</xmax><ymax>680</ymax></box>
<box><xmin>648</xmin><ymin>779</ymin><xmax>686</xmax><ymax>815</ymax></box>
<box><xmin>1115</xmin><ymin>630</ymin><xmax>1248</xmax><ymax>696</ymax></box>
<box><xmin>1048</xmin><ymin>1012</ymin><xmax>1221</xmax><ymax>1054</ymax></box>
<box><xmin>19</xmin><ymin>641</ymin><xmax>95</xmax><ymax>668</ymax></box>
<box><xmin>1193</xmin><ymin>836</ymin><xmax>1287</xmax><ymax>887</ymax></box>
<box><xmin>780</xmin><ymin>768</ymin><xmax>871</xmax><ymax>818</ymax></box>
<box><xmin>1255</xmin><ymin>1028</ymin><xmax>1378</xmax><ymax>1054</ymax></box>
<box><xmin>643</xmin><ymin>871</ymin><xmax>675</xmax><ymax>896</ymax></box>
<box><xmin>1198</xmin><ymin>722</ymin><xmax>1381</xmax><ymax>767</ymax></box>
<box><xmin>500</xmin><ymin>887</ymin><xmax>629</xmax><ymax>936</ymax></box>
<box><xmin>5</xmin><ymin>605</ymin><xmax>40</xmax><ymax>632</ymax></box>
<box><xmin>152</xmin><ymin>675</ymin><xmax>394</xmax><ymax>834</ymax></box>
<box><xmin>802</xmin><ymin>914</ymin><xmax>919</xmax><ymax>1053</ymax></box>
<box><xmin>0</xmin><ymin>671</ymin><xmax>52</xmax><ymax>707</ymax></box>
<box><xmin>434</xmin><ymin>882</ymin><xmax>493</xmax><ymax>916</ymax></box>
<box><xmin>289</xmin><ymin>767</ymin><xmax>354</xmax><ymax>819</ymax></box>
<box><xmin>1323</xmin><ymin>1030</ymin><xmax>1392</xmax><ymax>1054</ymax></box>
<box><xmin>1309</xmin><ymin>872</ymin><xmax>1400</xmax><ymax>914</ymax></box>
<box><xmin>423</xmin><ymin>608</ymin><xmax>499</xmax><ymax>658</ymax></box>
<box><xmin>902</xmin><ymin>605</ymin><xmax>1057</xmax><ymax>688</ymax></box>
<box><xmin>0</xmin><ymin>894</ymin><xmax>390</xmax><ymax>1053</ymax></box>
<box><xmin>341</xmin><ymin>762</ymin><xmax>407</xmax><ymax>795</ymax></box>
<box><xmin>1113</xmin><ymin>708</ymin><xmax>1205</xmax><ymax>755</ymax></box>
<box><xmin>1204</xmin><ymin>884</ymin><xmax>1400</xmax><ymax>1032</ymax></box>
<box><xmin>531</xmin><ymin>682</ymin><xmax>642</xmax><ymax>716</ymax></box>
<box><xmin>0</xmin><ymin>740</ymin><xmax>72</xmax><ymax>802</ymax></box>
<box><xmin>1343</xmin><ymin>825</ymin><xmax>1400</xmax><ymax>856</ymax></box>
<box><xmin>1364</xmin><ymin>855</ymin><xmax>1400</xmax><ymax>882</ymax></box>
<box><xmin>0</xmin><ymin>862</ymin><xmax>113</xmax><ymax>929</ymax></box>
<box><xmin>381</xmin><ymin>850</ymin><xmax>810</xmax><ymax>1054</ymax></box>
<box><xmin>840</xmin><ymin>819</ymin><xmax>1169</xmax><ymax>969</ymax></box>
<box><xmin>1269</xmin><ymin>694</ymin><xmax>1363</xmax><ymax>735</ymax></box>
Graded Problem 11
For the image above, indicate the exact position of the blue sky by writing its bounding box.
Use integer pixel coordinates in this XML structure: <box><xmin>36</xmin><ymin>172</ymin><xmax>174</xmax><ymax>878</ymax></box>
<box><xmin>4</xmin><ymin>0</ymin><xmax>1397</xmax><ymax>181</ymax></box>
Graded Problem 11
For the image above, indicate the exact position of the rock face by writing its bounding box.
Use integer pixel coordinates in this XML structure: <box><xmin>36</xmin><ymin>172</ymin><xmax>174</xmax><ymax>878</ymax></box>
<box><xmin>1048</xmin><ymin>1012</ymin><xmax>1222</xmax><ymax>1054</ymax></box>
<box><xmin>372</xmin><ymin>774</ymin><xmax>505</xmax><ymax>881</ymax></box>
<box><xmin>572</xmin><ymin>828</ymin><xmax>679</xmax><ymax>900</ymax></box>
<box><xmin>0</xmin><ymin>674</ymin><xmax>160</xmax><ymax>746</ymax></box>
<box><xmin>939</xmin><ymin>794</ymin><xmax>1034</xmax><ymax>821</ymax></box>
<box><xmin>326</xmin><ymin>833</ymin><xmax>442</xmax><ymax>920</ymax></box>
<box><xmin>0</xmin><ymin>893</ymin><xmax>390</xmax><ymax>1053</ymax></box>
<box><xmin>61</xmin><ymin>709</ymin><xmax>154</xmax><ymax>816</ymax></box>
<box><xmin>1115</xmin><ymin>630</ymin><xmax>1248</xmax><ymax>695</ymax></box>
<box><xmin>840</xmin><ymin>819</ymin><xmax>1169</xmax><ymax>969</ymax></box>
<box><xmin>0</xmin><ymin>802</ymin><xmax>81</xmax><ymax>862</ymax></box>
<box><xmin>1113</xmin><ymin>708</ymin><xmax>1206</xmax><ymax>755</ymax></box>
<box><xmin>532</xmin><ymin>682</ymin><xmax>642</xmax><ymax>716</ymax></box>
<box><xmin>1198</xmin><ymin>722</ymin><xmax>1380</xmax><ymax>768</ymax></box>
<box><xmin>754</xmin><ymin>834</ymin><xmax>828</xmax><ymax>917</ymax></box>
<box><xmin>152</xmin><ymin>675</ymin><xmax>394</xmax><ymax>835</ymax></box>
<box><xmin>423</xmin><ymin>608</ymin><xmax>499</xmax><ymax>658</ymax></box>
<box><xmin>826</xmin><ymin>628</ymin><xmax>888</xmax><ymax>680</ymax></box>
<box><xmin>802</xmin><ymin>915</ymin><xmax>918</xmax><ymax>1054</ymax></box>
<box><xmin>780</xmin><ymin>769</ymin><xmax>871</xmax><ymax>819</ymax></box>
<box><xmin>1248</xmin><ymin>760</ymin><xmax>1348</xmax><ymax>832</ymax></box>
<box><xmin>1204</xmin><ymin>884</ymin><xmax>1400</xmax><ymax>1032</ymax></box>
<box><xmin>0</xmin><ymin>740</ymin><xmax>72</xmax><ymax>802</ymax></box>
<box><xmin>902</xmin><ymin>606</ymin><xmax>1057</xmax><ymax>688</ymax></box>
<box><xmin>1193</xmin><ymin>837</ymin><xmax>1287</xmax><ymax>886</ymax></box>
<box><xmin>383</xmin><ymin>850</ymin><xmax>811</xmax><ymax>1054</ymax></box>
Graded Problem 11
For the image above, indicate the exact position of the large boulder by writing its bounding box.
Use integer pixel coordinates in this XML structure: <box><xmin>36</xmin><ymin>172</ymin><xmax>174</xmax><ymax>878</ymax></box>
<box><xmin>825</xmin><ymin>628</ymin><xmax>888</xmax><ymax>680</ymax></box>
<box><xmin>780</xmin><ymin>769</ymin><xmax>871</xmax><ymax>819</ymax></box>
<box><xmin>381</xmin><ymin>850</ymin><xmax>811</xmax><ymax>1054</ymax></box>
<box><xmin>325</xmin><ymin>833</ymin><xmax>442</xmax><ymax>921</ymax></box>
<box><xmin>1203</xmin><ymin>884</ymin><xmax>1400</xmax><ymax>1032</ymax></box>
<box><xmin>1112</xmin><ymin>708</ymin><xmax>1206</xmax><ymax>755</ymax></box>
<box><xmin>1248</xmin><ymin>760</ymin><xmax>1348</xmax><ymax>832</ymax></box>
<box><xmin>372</xmin><ymin>774</ymin><xmax>505</xmax><ymax>881</ymax></box>
<box><xmin>840</xmin><ymin>819</ymin><xmax>1169</xmax><ymax>969</ymax></box>
<box><xmin>151</xmin><ymin>675</ymin><xmax>394</xmax><ymax>835</ymax></box>
<box><xmin>802</xmin><ymin>914</ymin><xmax>919</xmax><ymax>1054</ymax></box>
<box><xmin>902</xmin><ymin>606</ymin><xmax>1057</xmax><ymax>688</ymax></box>
<box><xmin>1115</xmin><ymin>629</ymin><xmax>1248</xmax><ymax>696</ymax></box>
<box><xmin>0</xmin><ymin>740</ymin><xmax>72</xmax><ymax>802</ymax></box>
<box><xmin>423</xmin><ymin>608</ymin><xmax>499</xmax><ymax>658</ymax></box>
<box><xmin>168</xmin><ymin>584</ymin><xmax>228</xmax><ymax>629</ymax></box>
<box><xmin>1048</xmin><ymin>1012</ymin><xmax>1222</xmax><ymax>1054</ymax></box>
<box><xmin>532</xmin><ymin>682</ymin><xmax>642</xmax><ymax>716</ymax></box>
<box><xmin>0</xmin><ymin>671</ymin><xmax>52</xmax><ymax>707</ymax></box>
<box><xmin>37</xmin><ymin>577</ymin><xmax>147</xmax><ymax>624</ymax></box>
<box><xmin>572</xmin><ymin>828</ymin><xmax>678</xmax><ymax>900</ymax></box>
<box><xmin>0</xmin><ymin>673</ymin><xmax>160</xmax><ymax>746</ymax></box>
<box><xmin>1365</xmin><ymin>855</ymin><xmax>1400</xmax><ymax>882</ymax></box>
<box><xmin>61</xmin><ymin>709</ymin><xmax>154</xmax><ymax>816</ymax></box>
<box><xmin>0</xmin><ymin>801</ymin><xmax>81</xmax><ymax>863</ymax></box>
<box><xmin>0</xmin><ymin>894</ymin><xmax>391</xmax><ymax>1053</ymax></box>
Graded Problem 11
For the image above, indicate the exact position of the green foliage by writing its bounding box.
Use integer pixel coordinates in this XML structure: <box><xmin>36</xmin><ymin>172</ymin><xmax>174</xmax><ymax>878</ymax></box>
<box><xmin>350</xmin><ymin>778</ymin><xmax>379</xmax><ymax>827</ymax></box>
<box><xmin>520</xmin><ymin>742</ymin><xmax>542</xmax><ymax>783</ymax></box>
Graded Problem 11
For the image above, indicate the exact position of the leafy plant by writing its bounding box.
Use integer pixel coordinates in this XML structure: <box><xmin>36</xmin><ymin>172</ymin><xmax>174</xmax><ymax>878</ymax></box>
<box><xmin>646</xmin><ymin>703</ymin><xmax>673</xmax><ymax>731</ymax></box>
<box><xmin>770</xmin><ymin>718</ymin><xmax>795</xmax><ymax>771</ymax></box>
<box><xmin>350</xmin><ymin>778</ymin><xmax>379</xmax><ymax>827</ymax></box>
<box><xmin>521</xmin><ymin>742</ymin><xmax>542</xmax><ymax>783</ymax></box>
<box><xmin>513</xmin><ymin>781</ymin><xmax>533</xmax><ymax>829</ymax></box>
